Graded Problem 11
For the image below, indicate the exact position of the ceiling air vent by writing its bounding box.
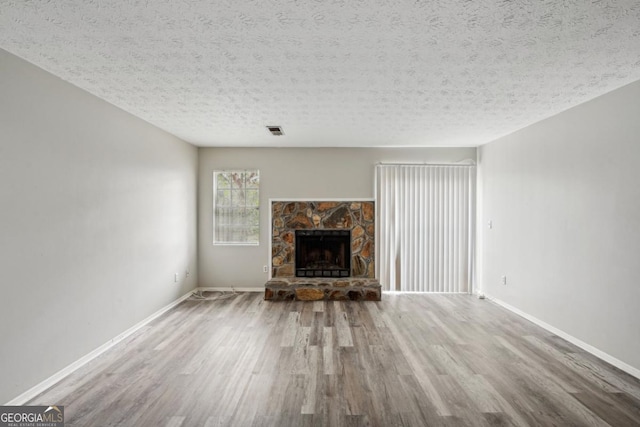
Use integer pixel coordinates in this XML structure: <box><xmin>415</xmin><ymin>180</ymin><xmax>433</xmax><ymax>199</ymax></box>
<box><xmin>266</xmin><ymin>126</ymin><xmax>284</xmax><ymax>136</ymax></box>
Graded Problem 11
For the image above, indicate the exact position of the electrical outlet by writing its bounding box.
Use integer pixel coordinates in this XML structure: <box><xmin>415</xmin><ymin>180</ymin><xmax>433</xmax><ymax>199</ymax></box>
<box><xmin>263</xmin><ymin>265</ymin><xmax>269</xmax><ymax>273</ymax></box>
<box><xmin>174</xmin><ymin>273</ymin><xmax>178</xmax><ymax>283</ymax></box>
<box><xmin>501</xmin><ymin>275</ymin><xmax>507</xmax><ymax>285</ymax></box>
<box><xmin>186</xmin><ymin>270</ymin><xmax>190</xmax><ymax>278</ymax></box>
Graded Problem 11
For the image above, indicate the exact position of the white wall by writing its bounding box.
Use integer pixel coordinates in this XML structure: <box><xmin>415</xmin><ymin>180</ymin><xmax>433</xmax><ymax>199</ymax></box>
<box><xmin>198</xmin><ymin>147</ymin><xmax>476</xmax><ymax>288</ymax></box>
<box><xmin>0</xmin><ymin>49</ymin><xmax>198</xmax><ymax>403</ymax></box>
<box><xmin>480</xmin><ymin>80</ymin><xmax>640</xmax><ymax>373</ymax></box>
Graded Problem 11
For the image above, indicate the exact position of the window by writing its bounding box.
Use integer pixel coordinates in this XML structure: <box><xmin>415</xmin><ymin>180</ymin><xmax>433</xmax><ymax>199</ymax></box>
<box><xmin>213</xmin><ymin>170</ymin><xmax>260</xmax><ymax>245</ymax></box>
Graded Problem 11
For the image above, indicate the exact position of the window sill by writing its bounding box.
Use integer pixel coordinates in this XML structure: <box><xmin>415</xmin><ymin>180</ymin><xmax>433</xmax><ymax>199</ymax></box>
<box><xmin>213</xmin><ymin>242</ymin><xmax>260</xmax><ymax>246</ymax></box>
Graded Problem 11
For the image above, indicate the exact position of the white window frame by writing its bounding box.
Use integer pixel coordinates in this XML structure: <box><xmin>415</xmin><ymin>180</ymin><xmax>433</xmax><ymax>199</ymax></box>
<box><xmin>213</xmin><ymin>169</ymin><xmax>260</xmax><ymax>246</ymax></box>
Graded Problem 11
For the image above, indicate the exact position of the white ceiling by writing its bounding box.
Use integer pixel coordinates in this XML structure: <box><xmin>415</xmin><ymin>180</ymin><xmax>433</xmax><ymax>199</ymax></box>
<box><xmin>1</xmin><ymin>1</ymin><xmax>640</xmax><ymax>148</ymax></box>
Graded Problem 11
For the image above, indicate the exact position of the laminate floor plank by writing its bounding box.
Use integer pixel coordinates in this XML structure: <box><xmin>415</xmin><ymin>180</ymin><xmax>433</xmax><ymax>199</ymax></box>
<box><xmin>571</xmin><ymin>390</ymin><xmax>640</xmax><ymax>427</ymax></box>
<box><xmin>27</xmin><ymin>292</ymin><xmax>640</xmax><ymax>426</ymax></box>
<box><xmin>566</xmin><ymin>351</ymin><xmax>640</xmax><ymax>401</ymax></box>
<box><xmin>493</xmin><ymin>335</ymin><xmax>582</xmax><ymax>394</ymax></box>
<box><xmin>395</xmin><ymin>374</ymin><xmax>447</xmax><ymax>426</ymax></box>
<box><xmin>524</xmin><ymin>335</ymin><xmax>622</xmax><ymax>393</ymax></box>
<box><xmin>431</xmin><ymin>374</ymin><xmax>492</xmax><ymax>427</ymax></box>
<box><xmin>308</xmin><ymin>311</ymin><xmax>325</xmax><ymax>346</ymax></box>
<box><xmin>513</xmin><ymin>361</ymin><xmax>610</xmax><ymax>426</ymax></box>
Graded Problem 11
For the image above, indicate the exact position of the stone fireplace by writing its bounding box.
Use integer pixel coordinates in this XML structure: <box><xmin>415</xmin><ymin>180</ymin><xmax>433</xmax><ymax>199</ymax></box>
<box><xmin>265</xmin><ymin>201</ymin><xmax>381</xmax><ymax>301</ymax></box>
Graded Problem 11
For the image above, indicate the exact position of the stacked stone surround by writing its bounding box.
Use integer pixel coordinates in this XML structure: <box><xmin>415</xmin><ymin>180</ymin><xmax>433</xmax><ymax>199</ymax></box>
<box><xmin>271</xmin><ymin>201</ymin><xmax>375</xmax><ymax>278</ymax></box>
<box><xmin>266</xmin><ymin>200</ymin><xmax>381</xmax><ymax>301</ymax></box>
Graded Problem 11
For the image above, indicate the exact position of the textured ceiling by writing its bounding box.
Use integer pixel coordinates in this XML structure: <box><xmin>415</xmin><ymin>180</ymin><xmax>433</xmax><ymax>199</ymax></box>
<box><xmin>1</xmin><ymin>1</ymin><xmax>640</xmax><ymax>147</ymax></box>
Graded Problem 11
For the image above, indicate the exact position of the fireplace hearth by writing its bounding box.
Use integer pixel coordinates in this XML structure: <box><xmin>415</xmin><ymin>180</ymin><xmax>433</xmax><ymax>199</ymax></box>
<box><xmin>295</xmin><ymin>229</ymin><xmax>350</xmax><ymax>277</ymax></box>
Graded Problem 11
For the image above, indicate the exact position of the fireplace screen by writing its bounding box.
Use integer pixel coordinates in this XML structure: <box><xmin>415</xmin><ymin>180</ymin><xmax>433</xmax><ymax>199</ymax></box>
<box><xmin>295</xmin><ymin>230</ymin><xmax>351</xmax><ymax>277</ymax></box>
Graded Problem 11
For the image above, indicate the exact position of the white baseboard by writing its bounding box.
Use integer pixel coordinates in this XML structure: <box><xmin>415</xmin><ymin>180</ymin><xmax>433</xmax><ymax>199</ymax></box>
<box><xmin>486</xmin><ymin>295</ymin><xmax>640</xmax><ymax>380</ymax></box>
<box><xmin>383</xmin><ymin>291</ymin><xmax>470</xmax><ymax>294</ymax></box>
<box><xmin>5</xmin><ymin>289</ymin><xmax>195</xmax><ymax>405</ymax></box>
<box><xmin>197</xmin><ymin>287</ymin><xmax>264</xmax><ymax>293</ymax></box>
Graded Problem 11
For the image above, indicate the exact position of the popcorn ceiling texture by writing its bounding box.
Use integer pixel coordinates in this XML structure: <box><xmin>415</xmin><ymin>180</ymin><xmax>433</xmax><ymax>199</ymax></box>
<box><xmin>1</xmin><ymin>0</ymin><xmax>640</xmax><ymax>147</ymax></box>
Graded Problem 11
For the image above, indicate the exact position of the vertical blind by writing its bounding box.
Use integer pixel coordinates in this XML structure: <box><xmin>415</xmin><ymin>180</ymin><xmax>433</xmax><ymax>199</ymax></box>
<box><xmin>376</xmin><ymin>164</ymin><xmax>476</xmax><ymax>292</ymax></box>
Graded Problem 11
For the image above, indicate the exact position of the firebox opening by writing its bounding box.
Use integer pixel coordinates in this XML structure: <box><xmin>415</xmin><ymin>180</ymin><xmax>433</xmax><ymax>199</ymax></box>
<box><xmin>295</xmin><ymin>230</ymin><xmax>351</xmax><ymax>277</ymax></box>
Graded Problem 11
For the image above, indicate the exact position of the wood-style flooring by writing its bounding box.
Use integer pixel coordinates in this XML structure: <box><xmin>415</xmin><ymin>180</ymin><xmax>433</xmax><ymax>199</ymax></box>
<box><xmin>30</xmin><ymin>292</ymin><xmax>640</xmax><ymax>426</ymax></box>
